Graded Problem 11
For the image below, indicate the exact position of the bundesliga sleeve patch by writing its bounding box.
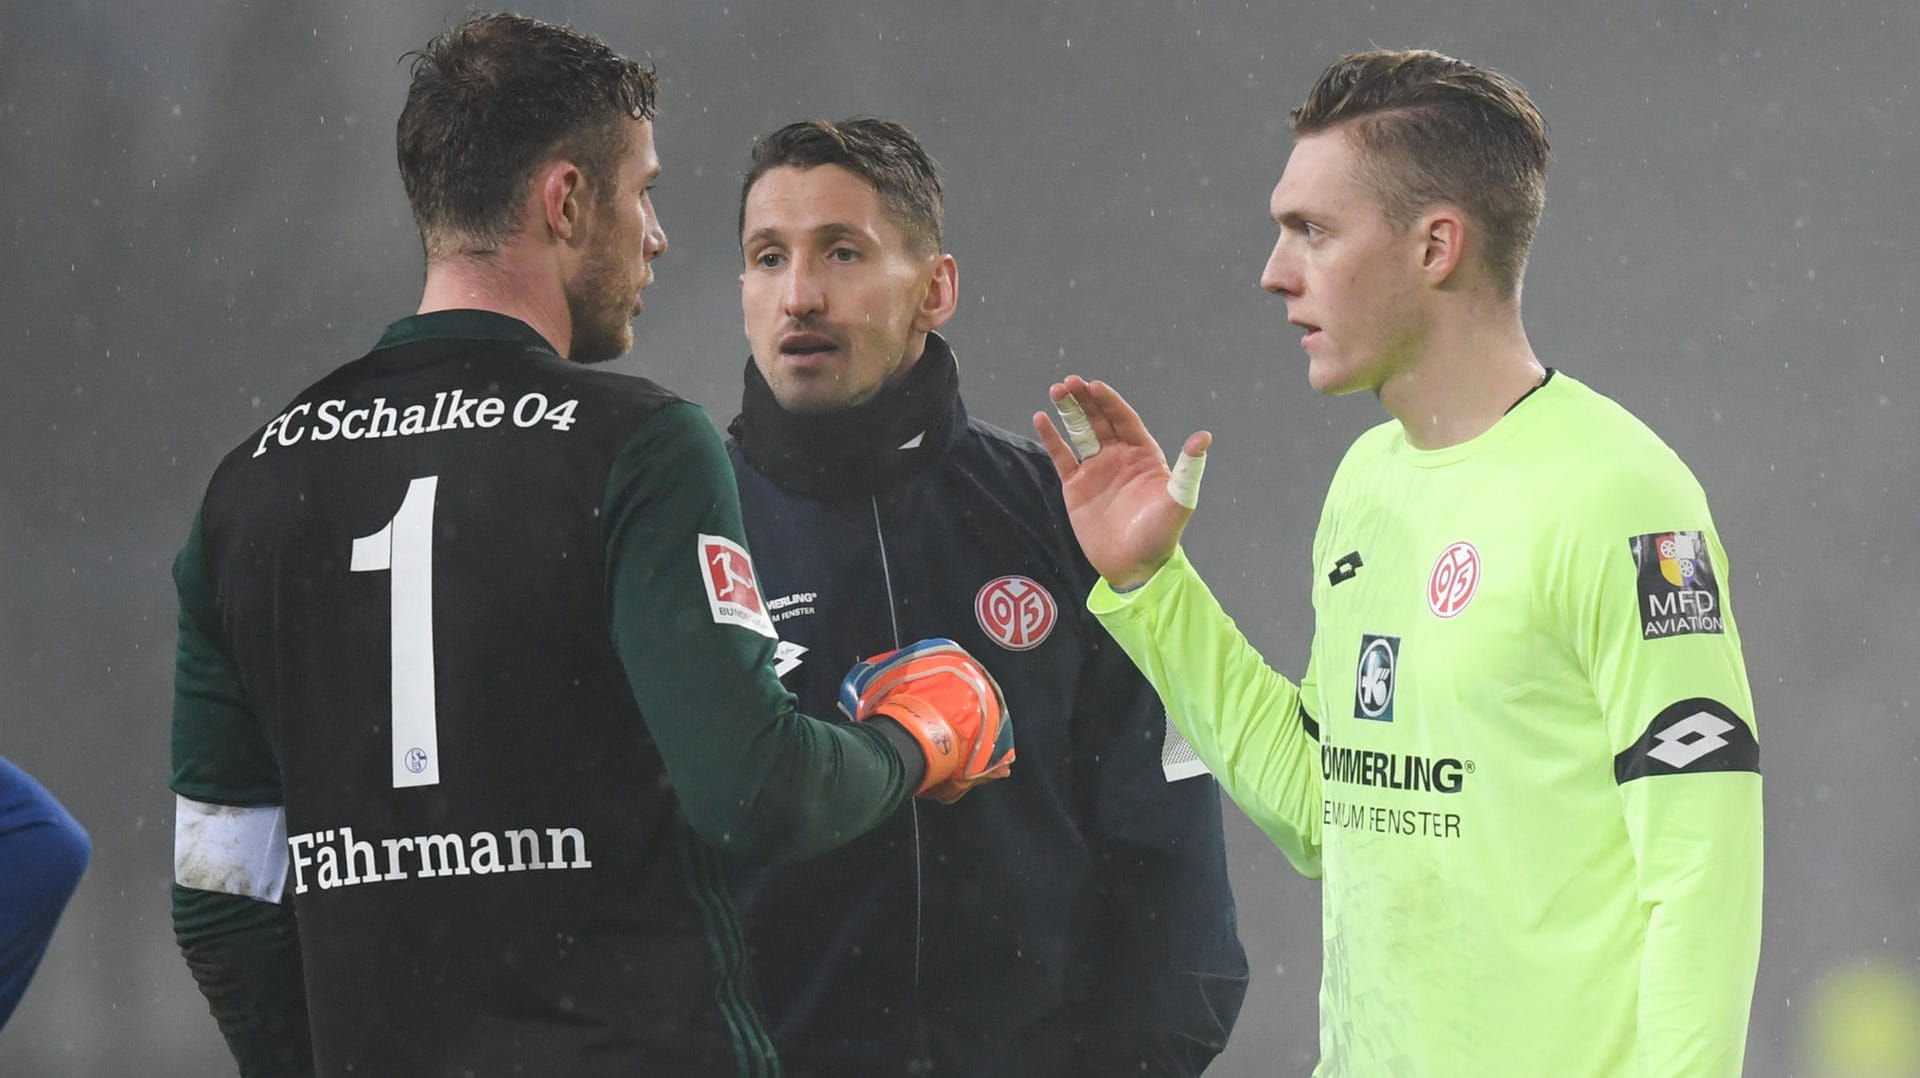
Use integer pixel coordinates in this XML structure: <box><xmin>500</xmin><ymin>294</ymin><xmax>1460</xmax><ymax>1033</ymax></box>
<box><xmin>1629</xmin><ymin>530</ymin><xmax>1724</xmax><ymax>639</ymax></box>
<box><xmin>698</xmin><ymin>534</ymin><xmax>778</xmax><ymax>639</ymax></box>
<box><xmin>1615</xmin><ymin>697</ymin><xmax>1759</xmax><ymax>783</ymax></box>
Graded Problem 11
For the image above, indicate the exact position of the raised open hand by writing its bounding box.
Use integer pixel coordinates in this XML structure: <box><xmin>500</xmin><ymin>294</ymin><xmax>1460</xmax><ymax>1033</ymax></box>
<box><xmin>1032</xmin><ymin>375</ymin><xmax>1210</xmax><ymax>591</ymax></box>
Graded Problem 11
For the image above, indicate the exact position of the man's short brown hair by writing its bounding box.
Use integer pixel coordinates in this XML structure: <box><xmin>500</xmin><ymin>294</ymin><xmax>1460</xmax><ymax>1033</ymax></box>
<box><xmin>739</xmin><ymin>119</ymin><xmax>944</xmax><ymax>256</ymax></box>
<box><xmin>1291</xmin><ymin>49</ymin><xmax>1550</xmax><ymax>297</ymax></box>
<box><xmin>397</xmin><ymin>13</ymin><xmax>656</xmax><ymax>260</ymax></box>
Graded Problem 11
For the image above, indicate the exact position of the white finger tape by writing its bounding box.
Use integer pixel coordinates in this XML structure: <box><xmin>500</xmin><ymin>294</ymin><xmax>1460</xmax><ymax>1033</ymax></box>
<box><xmin>1166</xmin><ymin>450</ymin><xmax>1206</xmax><ymax>510</ymax></box>
<box><xmin>1054</xmin><ymin>394</ymin><xmax>1102</xmax><ymax>459</ymax></box>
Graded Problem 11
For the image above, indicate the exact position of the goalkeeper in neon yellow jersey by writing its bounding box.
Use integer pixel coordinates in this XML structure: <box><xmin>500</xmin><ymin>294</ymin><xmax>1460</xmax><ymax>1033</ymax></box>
<box><xmin>1033</xmin><ymin>49</ymin><xmax>1761</xmax><ymax>1078</ymax></box>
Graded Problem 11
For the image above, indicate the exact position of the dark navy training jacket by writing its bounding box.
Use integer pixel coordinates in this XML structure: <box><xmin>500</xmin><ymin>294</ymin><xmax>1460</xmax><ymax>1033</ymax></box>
<box><xmin>728</xmin><ymin>334</ymin><xmax>1247</xmax><ymax>1078</ymax></box>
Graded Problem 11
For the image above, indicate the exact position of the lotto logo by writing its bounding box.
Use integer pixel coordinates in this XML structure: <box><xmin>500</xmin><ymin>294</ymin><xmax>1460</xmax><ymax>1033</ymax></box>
<box><xmin>1427</xmin><ymin>541</ymin><xmax>1481</xmax><ymax>619</ymax></box>
<box><xmin>1647</xmin><ymin>711</ymin><xmax>1735</xmax><ymax>769</ymax></box>
<box><xmin>1614</xmin><ymin>697</ymin><xmax>1759</xmax><ymax>783</ymax></box>
<box><xmin>698</xmin><ymin>535</ymin><xmax>777</xmax><ymax>639</ymax></box>
<box><xmin>975</xmin><ymin>576</ymin><xmax>1057</xmax><ymax>651</ymax></box>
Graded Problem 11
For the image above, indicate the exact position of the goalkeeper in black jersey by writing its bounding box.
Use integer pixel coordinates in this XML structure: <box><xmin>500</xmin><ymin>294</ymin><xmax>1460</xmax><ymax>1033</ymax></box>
<box><xmin>168</xmin><ymin>15</ymin><xmax>1011</xmax><ymax>1078</ymax></box>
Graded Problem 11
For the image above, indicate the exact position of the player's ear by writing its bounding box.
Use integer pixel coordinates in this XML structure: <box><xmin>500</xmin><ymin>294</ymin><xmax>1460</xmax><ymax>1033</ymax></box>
<box><xmin>1417</xmin><ymin>207</ymin><xmax>1466</xmax><ymax>287</ymax></box>
<box><xmin>538</xmin><ymin>160</ymin><xmax>587</xmax><ymax>244</ymax></box>
<box><xmin>913</xmin><ymin>252</ymin><xmax>959</xmax><ymax>333</ymax></box>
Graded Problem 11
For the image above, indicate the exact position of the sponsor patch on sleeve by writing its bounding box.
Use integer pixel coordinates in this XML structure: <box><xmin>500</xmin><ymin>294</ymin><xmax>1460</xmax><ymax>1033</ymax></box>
<box><xmin>1629</xmin><ymin>530</ymin><xmax>1724</xmax><ymax>639</ymax></box>
<box><xmin>1614</xmin><ymin>697</ymin><xmax>1759</xmax><ymax>783</ymax></box>
<box><xmin>698</xmin><ymin>534</ymin><xmax>778</xmax><ymax>639</ymax></box>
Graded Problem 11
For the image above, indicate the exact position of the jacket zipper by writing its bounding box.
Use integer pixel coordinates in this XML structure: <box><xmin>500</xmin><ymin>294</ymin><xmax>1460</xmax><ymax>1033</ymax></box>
<box><xmin>870</xmin><ymin>494</ymin><xmax>932</xmax><ymax>1069</ymax></box>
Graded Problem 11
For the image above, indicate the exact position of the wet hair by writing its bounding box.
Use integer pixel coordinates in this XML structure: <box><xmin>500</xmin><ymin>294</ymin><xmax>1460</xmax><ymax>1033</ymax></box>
<box><xmin>396</xmin><ymin>13</ymin><xmax>656</xmax><ymax>259</ymax></box>
<box><xmin>739</xmin><ymin>118</ymin><xmax>943</xmax><ymax>255</ymax></box>
<box><xmin>1291</xmin><ymin>49</ymin><xmax>1550</xmax><ymax>297</ymax></box>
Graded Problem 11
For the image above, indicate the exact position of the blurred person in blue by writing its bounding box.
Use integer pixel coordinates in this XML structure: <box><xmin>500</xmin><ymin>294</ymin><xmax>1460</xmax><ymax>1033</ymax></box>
<box><xmin>0</xmin><ymin>755</ymin><xmax>90</xmax><ymax>1030</ymax></box>
<box><xmin>726</xmin><ymin>117</ymin><xmax>1249</xmax><ymax>1077</ymax></box>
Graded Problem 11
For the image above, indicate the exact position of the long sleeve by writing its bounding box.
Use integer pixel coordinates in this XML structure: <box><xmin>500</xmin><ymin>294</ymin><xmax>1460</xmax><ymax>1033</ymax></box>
<box><xmin>0</xmin><ymin>756</ymin><xmax>90</xmax><ymax>1031</ymax></box>
<box><xmin>603</xmin><ymin>402</ymin><xmax>913</xmax><ymax>863</ymax></box>
<box><xmin>171</xmin><ymin>509</ymin><xmax>315</xmax><ymax>1078</ymax></box>
<box><xmin>1069</xmin><ymin>618</ymin><xmax>1248</xmax><ymax>1076</ymax></box>
<box><xmin>1565</xmin><ymin>475</ymin><xmax>1763</xmax><ymax>1077</ymax></box>
<box><xmin>1089</xmin><ymin>546</ymin><xmax>1323</xmax><ymax>877</ymax></box>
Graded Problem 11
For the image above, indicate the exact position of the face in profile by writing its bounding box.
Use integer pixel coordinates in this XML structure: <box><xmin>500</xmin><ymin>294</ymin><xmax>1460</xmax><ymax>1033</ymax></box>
<box><xmin>1259</xmin><ymin>128</ymin><xmax>1427</xmax><ymax>396</ymax></box>
<box><xmin>567</xmin><ymin>119</ymin><xmax>668</xmax><ymax>364</ymax></box>
<box><xmin>739</xmin><ymin>164</ymin><xmax>952</xmax><ymax>413</ymax></box>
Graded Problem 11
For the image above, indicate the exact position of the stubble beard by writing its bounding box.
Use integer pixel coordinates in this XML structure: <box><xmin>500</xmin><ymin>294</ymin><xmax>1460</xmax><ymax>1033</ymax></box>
<box><xmin>566</xmin><ymin>245</ymin><xmax>635</xmax><ymax>365</ymax></box>
<box><xmin>764</xmin><ymin>366</ymin><xmax>850</xmax><ymax>415</ymax></box>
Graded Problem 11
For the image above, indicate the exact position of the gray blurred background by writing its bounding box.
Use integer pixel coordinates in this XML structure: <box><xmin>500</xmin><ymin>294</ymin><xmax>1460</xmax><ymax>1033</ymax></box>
<box><xmin>2</xmin><ymin>1</ymin><xmax>1916</xmax><ymax>1074</ymax></box>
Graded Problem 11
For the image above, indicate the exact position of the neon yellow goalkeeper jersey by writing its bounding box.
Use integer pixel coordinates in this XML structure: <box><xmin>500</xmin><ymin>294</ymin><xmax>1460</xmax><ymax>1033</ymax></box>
<box><xmin>1091</xmin><ymin>372</ymin><xmax>1762</xmax><ymax>1077</ymax></box>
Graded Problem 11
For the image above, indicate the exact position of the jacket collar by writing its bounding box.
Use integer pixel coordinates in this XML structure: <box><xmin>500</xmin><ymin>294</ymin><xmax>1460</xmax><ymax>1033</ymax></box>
<box><xmin>730</xmin><ymin>332</ymin><xmax>966</xmax><ymax>500</ymax></box>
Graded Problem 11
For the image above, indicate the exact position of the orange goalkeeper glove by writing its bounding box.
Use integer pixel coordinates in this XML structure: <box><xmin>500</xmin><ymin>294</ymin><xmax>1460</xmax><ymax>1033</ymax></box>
<box><xmin>839</xmin><ymin>639</ymin><xmax>1014</xmax><ymax>803</ymax></box>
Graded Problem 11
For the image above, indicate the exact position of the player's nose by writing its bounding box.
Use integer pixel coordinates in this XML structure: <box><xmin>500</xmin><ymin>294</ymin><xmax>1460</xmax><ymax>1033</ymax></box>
<box><xmin>780</xmin><ymin>260</ymin><xmax>825</xmax><ymax>316</ymax></box>
<box><xmin>1260</xmin><ymin>239</ymin><xmax>1300</xmax><ymax>296</ymax></box>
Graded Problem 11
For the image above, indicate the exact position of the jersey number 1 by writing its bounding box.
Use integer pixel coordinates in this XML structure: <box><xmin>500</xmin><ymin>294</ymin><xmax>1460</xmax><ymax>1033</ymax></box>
<box><xmin>351</xmin><ymin>475</ymin><xmax>441</xmax><ymax>789</ymax></box>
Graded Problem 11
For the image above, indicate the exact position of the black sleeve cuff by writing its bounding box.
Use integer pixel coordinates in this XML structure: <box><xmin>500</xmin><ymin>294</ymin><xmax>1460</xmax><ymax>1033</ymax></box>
<box><xmin>867</xmin><ymin>716</ymin><xmax>928</xmax><ymax>794</ymax></box>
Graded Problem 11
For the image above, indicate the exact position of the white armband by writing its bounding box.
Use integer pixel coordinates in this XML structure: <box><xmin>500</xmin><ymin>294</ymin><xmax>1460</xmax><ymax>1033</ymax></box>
<box><xmin>174</xmin><ymin>795</ymin><xmax>288</xmax><ymax>903</ymax></box>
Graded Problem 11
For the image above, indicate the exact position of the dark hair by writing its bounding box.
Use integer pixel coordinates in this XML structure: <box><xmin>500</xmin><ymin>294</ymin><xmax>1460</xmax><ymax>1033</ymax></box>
<box><xmin>1291</xmin><ymin>49</ymin><xmax>1550</xmax><ymax>297</ymax></box>
<box><xmin>397</xmin><ymin>13</ymin><xmax>656</xmax><ymax>259</ymax></box>
<box><xmin>739</xmin><ymin>119</ymin><xmax>943</xmax><ymax>255</ymax></box>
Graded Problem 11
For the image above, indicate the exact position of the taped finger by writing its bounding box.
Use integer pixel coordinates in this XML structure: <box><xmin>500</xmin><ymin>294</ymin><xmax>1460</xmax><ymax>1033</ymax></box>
<box><xmin>1166</xmin><ymin>448</ymin><xmax>1207</xmax><ymax>510</ymax></box>
<box><xmin>1053</xmin><ymin>393</ymin><xmax>1103</xmax><ymax>459</ymax></box>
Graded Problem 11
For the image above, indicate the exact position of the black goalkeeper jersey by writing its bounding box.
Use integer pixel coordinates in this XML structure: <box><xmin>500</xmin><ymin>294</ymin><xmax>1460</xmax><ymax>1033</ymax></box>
<box><xmin>170</xmin><ymin>310</ymin><xmax>915</xmax><ymax>1078</ymax></box>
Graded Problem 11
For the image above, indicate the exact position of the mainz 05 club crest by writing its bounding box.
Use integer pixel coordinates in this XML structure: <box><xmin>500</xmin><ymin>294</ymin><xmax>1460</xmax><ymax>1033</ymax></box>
<box><xmin>975</xmin><ymin>576</ymin><xmax>1057</xmax><ymax>651</ymax></box>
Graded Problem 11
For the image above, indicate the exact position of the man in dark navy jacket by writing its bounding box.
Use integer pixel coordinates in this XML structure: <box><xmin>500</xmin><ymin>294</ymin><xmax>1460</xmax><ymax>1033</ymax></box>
<box><xmin>728</xmin><ymin>118</ymin><xmax>1248</xmax><ymax>1078</ymax></box>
